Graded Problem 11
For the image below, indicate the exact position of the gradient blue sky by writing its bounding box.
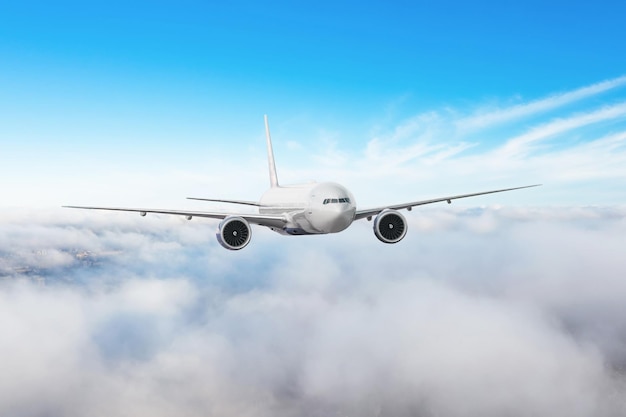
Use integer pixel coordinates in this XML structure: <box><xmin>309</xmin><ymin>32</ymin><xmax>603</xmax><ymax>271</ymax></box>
<box><xmin>1</xmin><ymin>1</ymin><xmax>625</xmax><ymax>207</ymax></box>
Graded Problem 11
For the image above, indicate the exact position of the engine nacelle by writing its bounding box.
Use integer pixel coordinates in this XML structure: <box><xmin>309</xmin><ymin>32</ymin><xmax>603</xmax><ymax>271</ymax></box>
<box><xmin>216</xmin><ymin>216</ymin><xmax>251</xmax><ymax>250</ymax></box>
<box><xmin>373</xmin><ymin>209</ymin><xmax>407</xmax><ymax>244</ymax></box>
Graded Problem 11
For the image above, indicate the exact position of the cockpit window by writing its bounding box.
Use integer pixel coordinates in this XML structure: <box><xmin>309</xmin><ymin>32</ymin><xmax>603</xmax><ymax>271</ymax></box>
<box><xmin>323</xmin><ymin>197</ymin><xmax>351</xmax><ymax>204</ymax></box>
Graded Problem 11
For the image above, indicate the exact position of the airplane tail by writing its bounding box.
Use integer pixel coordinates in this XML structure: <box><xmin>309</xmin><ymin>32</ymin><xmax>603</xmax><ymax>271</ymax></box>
<box><xmin>264</xmin><ymin>115</ymin><xmax>280</xmax><ymax>188</ymax></box>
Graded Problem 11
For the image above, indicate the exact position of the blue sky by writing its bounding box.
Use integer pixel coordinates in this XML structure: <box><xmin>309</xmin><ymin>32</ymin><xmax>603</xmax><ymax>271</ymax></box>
<box><xmin>1</xmin><ymin>1</ymin><xmax>626</xmax><ymax>207</ymax></box>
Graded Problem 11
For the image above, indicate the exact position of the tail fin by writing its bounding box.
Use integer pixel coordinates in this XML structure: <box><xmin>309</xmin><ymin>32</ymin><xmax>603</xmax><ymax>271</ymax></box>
<box><xmin>264</xmin><ymin>115</ymin><xmax>279</xmax><ymax>188</ymax></box>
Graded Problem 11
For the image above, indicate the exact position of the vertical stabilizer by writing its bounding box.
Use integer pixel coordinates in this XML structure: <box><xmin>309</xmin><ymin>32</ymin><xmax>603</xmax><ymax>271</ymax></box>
<box><xmin>264</xmin><ymin>115</ymin><xmax>280</xmax><ymax>188</ymax></box>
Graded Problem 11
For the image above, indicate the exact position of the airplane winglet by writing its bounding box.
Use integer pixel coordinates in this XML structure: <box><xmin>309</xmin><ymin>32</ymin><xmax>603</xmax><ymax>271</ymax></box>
<box><xmin>264</xmin><ymin>115</ymin><xmax>280</xmax><ymax>188</ymax></box>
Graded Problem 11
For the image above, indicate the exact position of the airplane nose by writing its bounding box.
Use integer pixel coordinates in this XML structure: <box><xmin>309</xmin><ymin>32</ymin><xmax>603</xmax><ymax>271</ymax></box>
<box><xmin>342</xmin><ymin>204</ymin><xmax>356</xmax><ymax>219</ymax></box>
<box><xmin>325</xmin><ymin>204</ymin><xmax>355</xmax><ymax>232</ymax></box>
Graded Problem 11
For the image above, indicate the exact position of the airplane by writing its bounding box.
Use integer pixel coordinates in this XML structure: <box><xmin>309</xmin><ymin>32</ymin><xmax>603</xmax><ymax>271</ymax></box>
<box><xmin>65</xmin><ymin>115</ymin><xmax>540</xmax><ymax>250</ymax></box>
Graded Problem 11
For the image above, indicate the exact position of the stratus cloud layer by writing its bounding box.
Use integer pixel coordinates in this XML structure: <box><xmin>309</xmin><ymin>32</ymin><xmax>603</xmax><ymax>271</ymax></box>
<box><xmin>1</xmin><ymin>207</ymin><xmax>625</xmax><ymax>416</ymax></box>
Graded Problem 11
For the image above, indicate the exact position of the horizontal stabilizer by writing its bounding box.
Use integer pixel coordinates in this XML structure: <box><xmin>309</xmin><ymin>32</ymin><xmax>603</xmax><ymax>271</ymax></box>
<box><xmin>186</xmin><ymin>197</ymin><xmax>260</xmax><ymax>206</ymax></box>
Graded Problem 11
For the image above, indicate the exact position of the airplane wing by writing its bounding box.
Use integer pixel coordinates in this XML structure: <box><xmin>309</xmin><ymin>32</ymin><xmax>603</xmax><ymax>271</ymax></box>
<box><xmin>62</xmin><ymin>206</ymin><xmax>287</xmax><ymax>228</ymax></box>
<box><xmin>354</xmin><ymin>184</ymin><xmax>541</xmax><ymax>220</ymax></box>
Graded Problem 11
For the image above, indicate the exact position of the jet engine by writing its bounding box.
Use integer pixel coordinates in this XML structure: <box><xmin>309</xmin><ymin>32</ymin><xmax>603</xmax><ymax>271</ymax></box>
<box><xmin>373</xmin><ymin>209</ymin><xmax>407</xmax><ymax>244</ymax></box>
<box><xmin>216</xmin><ymin>216</ymin><xmax>251</xmax><ymax>250</ymax></box>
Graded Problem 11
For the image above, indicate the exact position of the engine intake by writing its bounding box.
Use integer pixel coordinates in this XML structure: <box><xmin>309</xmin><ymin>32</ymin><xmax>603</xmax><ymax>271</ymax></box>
<box><xmin>373</xmin><ymin>209</ymin><xmax>407</xmax><ymax>244</ymax></box>
<box><xmin>217</xmin><ymin>216</ymin><xmax>251</xmax><ymax>250</ymax></box>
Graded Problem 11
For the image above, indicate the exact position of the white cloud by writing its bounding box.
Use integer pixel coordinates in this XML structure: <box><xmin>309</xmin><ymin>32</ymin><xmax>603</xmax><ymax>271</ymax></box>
<box><xmin>2</xmin><ymin>75</ymin><xmax>626</xmax><ymax>415</ymax></box>
<box><xmin>315</xmin><ymin>77</ymin><xmax>626</xmax><ymax>206</ymax></box>
<box><xmin>456</xmin><ymin>74</ymin><xmax>626</xmax><ymax>131</ymax></box>
<box><xmin>1</xmin><ymin>207</ymin><xmax>625</xmax><ymax>416</ymax></box>
<box><xmin>493</xmin><ymin>102</ymin><xmax>626</xmax><ymax>159</ymax></box>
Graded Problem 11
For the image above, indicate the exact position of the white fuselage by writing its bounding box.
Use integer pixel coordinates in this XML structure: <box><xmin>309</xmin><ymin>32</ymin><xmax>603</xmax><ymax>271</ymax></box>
<box><xmin>259</xmin><ymin>182</ymin><xmax>356</xmax><ymax>235</ymax></box>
